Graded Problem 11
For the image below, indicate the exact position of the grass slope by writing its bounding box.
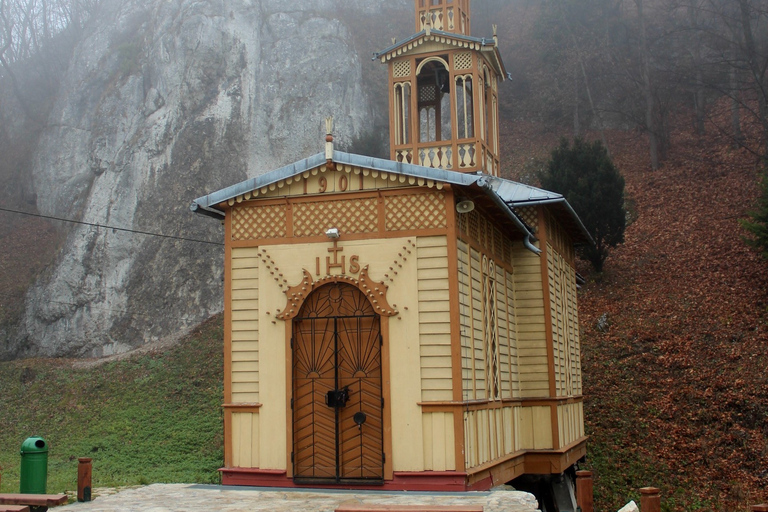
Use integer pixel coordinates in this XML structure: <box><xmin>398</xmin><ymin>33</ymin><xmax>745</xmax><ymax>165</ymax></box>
<box><xmin>0</xmin><ymin>315</ymin><xmax>224</xmax><ymax>494</ymax></box>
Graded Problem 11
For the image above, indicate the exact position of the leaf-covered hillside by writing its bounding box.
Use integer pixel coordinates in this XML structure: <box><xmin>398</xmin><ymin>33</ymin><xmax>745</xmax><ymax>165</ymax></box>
<box><xmin>502</xmin><ymin>109</ymin><xmax>768</xmax><ymax>511</ymax></box>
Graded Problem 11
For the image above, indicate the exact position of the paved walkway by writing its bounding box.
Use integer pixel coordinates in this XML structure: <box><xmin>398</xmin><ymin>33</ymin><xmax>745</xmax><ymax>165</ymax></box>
<box><xmin>59</xmin><ymin>484</ymin><xmax>540</xmax><ymax>512</ymax></box>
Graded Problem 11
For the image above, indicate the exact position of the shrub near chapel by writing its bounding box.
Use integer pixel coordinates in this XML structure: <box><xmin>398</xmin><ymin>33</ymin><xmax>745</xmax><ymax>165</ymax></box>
<box><xmin>540</xmin><ymin>138</ymin><xmax>626</xmax><ymax>272</ymax></box>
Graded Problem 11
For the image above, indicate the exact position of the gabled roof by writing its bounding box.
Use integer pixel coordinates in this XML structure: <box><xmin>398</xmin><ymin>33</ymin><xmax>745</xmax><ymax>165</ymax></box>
<box><xmin>190</xmin><ymin>150</ymin><xmax>593</xmax><ymax>248</ymax></box>
<box><xmin>373</xmin><ymin>28</ymin><xmax>509</xmax><ymax>80</ymax></box>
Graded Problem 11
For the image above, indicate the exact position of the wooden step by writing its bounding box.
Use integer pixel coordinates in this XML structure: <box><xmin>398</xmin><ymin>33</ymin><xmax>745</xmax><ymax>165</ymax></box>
<box><xmin>0</xmin><ymin>494</ymin><xmax>68</xmax><ymax>507</ymax></box>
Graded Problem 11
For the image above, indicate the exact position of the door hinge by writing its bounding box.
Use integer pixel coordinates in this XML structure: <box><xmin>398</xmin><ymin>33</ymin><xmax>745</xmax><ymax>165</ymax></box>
<box><xmin>290</xmin><ymin>336</ymin><xmax>294</xmax><ymax>349</ymax></box>
<box><xmin>291</xmin><ymin>452</ymin><xmax>294</xmax><ymax>463</ymax></box>
<box><xmin>382</xmin><ymin>452</ymin><xmax>386</xmax><ymax>464</ymax></box>
<box><xmin>290</xmin><ymin>398</ymin><xmax>294</xmax><ymax>410</ymax></box>
<box><xmin>381</xmin><ymin>397</ymin><xmax>385</xmax><ymax>407</ymax></box>
<box><xmin>379</xmin><ymin>333</ymin><xmax>383</xmax><ymax>345</ymax></box>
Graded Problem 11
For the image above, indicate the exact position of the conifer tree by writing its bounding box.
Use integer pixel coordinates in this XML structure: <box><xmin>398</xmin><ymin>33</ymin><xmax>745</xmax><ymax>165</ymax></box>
<box><xmin>540</xmin><ymin>138</ymin><xmax>626</xmax><ymax>272</ymax></box>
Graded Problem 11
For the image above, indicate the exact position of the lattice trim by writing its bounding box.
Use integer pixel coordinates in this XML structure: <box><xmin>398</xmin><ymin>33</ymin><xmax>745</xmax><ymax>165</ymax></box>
<box><xmin>231</xmin><ymin>204</ymin><xmax>287</xmax><ymax>241</ymax></box>
<box><xmin>385</xmin><ymin>192</ymin><xmax>447</xmax><ymax>231</ymax></box>
<box><xmin>516</xmin><ymin>206</ymin><xmax>538</xmax><ymax>230</ymax></box>
<box><xmin>293</xmin><ymin>198</ymin><xmax>378</xmax><ymax>238</ymax></box>
<box><xmin>393</xmin><ymin>59</ymin><xmax>411</xmax><ymax>78</ymax></box>
<box><xmin>454</xmin><ymin>52</ymin><xmax>472</xmax><ymax>71</ymax></box>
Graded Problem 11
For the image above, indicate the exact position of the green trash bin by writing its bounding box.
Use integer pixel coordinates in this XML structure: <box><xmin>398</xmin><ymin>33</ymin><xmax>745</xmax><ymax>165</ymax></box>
<box><xmin>20</xmin><ymin>436</ymin><xmax>48</xmax><ymax>494</ymax></box>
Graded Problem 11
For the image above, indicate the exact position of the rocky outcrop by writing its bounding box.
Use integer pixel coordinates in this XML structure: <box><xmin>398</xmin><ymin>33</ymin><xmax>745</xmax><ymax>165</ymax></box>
<box><xmin>9</xmin><ymin>0</ymin><xmax>407</xmax><ymax>358</ymax></box>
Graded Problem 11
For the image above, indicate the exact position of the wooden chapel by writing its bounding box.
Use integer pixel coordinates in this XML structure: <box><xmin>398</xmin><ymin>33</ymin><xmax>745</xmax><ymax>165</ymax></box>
<box><xmin>191</xmin><ymin>0</ymin><xmax>592</xmax><ymax>493</ymax></box>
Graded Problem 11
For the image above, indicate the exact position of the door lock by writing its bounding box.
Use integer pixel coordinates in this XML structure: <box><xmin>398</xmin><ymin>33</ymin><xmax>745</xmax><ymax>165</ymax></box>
<box><xmin>325</xmin><ymin>386</ymin><xmax>350</xmax><ymax>408</ymax></box>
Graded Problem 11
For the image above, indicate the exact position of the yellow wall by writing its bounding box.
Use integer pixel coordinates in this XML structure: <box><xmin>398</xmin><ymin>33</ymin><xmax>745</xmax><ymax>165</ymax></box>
<box><xmin>512</xmin><ymin>241</ymin><xmax>550</xmax><ymax>398</ymax></box>
<box><xmin>416</xmin><ymin>236</ymin><xmax>453</xmax><ymax>403</ymax></box>
<box><xmin>231</xmin><ymin>411</ymin><xmax>260</xmax><ymax>468</ymax></box>
<box><xmin>230</xmin><ymin>247</ymin><xmax>260</xmax><ymax>403</ymax></box>
<box><xmin>229</xmin><ymin>235</ymin><xmax>435</xmax><ymax>472</ymax></box>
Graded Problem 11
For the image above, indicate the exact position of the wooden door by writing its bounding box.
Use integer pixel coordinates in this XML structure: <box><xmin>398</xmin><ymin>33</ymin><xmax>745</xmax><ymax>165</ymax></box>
<box><xmin>292</xmin><ymin>283</ymin><xmax>384</xmax><ymax>483</ymax></box>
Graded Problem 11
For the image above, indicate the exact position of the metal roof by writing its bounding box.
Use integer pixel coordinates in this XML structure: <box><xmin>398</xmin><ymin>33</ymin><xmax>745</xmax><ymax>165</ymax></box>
<box><xmin>190</xmin><ymin>150</ymin><xmax>593</xmax><ymax>248</ymax></box>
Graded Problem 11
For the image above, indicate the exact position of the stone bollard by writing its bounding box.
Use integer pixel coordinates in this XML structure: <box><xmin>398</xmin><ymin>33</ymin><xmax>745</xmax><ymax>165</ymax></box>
<box><xmin>639</xmin><ymin>487</ymin><xmax>661</xmax><ymax>512</ymax></box>
<box><xmin>77</xmin><ymin>458</ymin><xmax>92</xmax><ymax>502</ymax></box>
<box><xmin>575</xmin><ymin>470</ymin><xmax>594</xmax><ymax>512</ymax></box>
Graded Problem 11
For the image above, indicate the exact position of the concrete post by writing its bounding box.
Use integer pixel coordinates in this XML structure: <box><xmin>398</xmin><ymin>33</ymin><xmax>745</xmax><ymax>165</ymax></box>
<box><xmin>575</xmin><ymin>470</ymin><xmax>594</xmax><ymax>512</ymax></box>
<box><xmin>639</xmin><ymin>487</ymin><xmax>661</xmax><ymax>512</ymax></box>
<box><xmin>77</xmin><ymin>457</ymin><xmax>92</xmax><ymax>502</ymax></box>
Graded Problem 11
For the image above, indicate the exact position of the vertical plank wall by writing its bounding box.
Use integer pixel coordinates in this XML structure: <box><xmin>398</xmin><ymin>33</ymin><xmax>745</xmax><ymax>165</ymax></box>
<box><xmin>456</xmin><ymin>235</ymin><xmax>520</xmax><ymax>469</ymax></box>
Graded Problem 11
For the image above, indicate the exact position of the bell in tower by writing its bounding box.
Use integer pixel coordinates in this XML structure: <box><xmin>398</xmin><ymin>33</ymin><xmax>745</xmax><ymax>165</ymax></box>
<box><xmin>375</xmin><ymin>0</ymin><xmax>507</xmax><ymax>176</ymax></box>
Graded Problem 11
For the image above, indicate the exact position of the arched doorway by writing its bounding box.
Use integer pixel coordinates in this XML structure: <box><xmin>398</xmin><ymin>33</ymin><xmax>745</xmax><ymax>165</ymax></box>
<box><xmin>292</xmin><ymin>282</ymin><xmax>384</xmax><ymax>483</ymax></box>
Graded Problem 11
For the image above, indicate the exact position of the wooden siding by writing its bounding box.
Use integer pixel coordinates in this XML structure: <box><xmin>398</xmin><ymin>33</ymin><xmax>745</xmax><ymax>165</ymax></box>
<box><xmin>557</xmin><ymin>402</ymin><xmax>584</xmax><ymax>448</ymax></box>
<box><xmin>231</xmin><ymin>247</ymin><xmax>260</xmax><ymax>403</ymax></box>
<box><xmin>231</xmin><ymin>411</ymin><xmax>260</xmax><ymax>468</ymax></box>
<box><xmin>463</xmin><ymin>406</ymin><xmax>516</xmax><ymax>469</ymax></box>
<box><xmin>511</xmin><ymin>242</ymin><xmax>550</xmax><ymax>398</ymax></box>
<box><xmin>422</xmin><ymin>411</ymin><xmax>456</xmax><ymax>471</ymax></box>
<box><xmin>496</xmin><ymin>266</ymin><xmax>519</xmax><ymax>399</ymax></box>
<box><xmin>545</xmin><ymin>212</ymin><xmax>582</xmax><ymax>397</ymax></box>
<box><xmin>516</xmin><ymin>406</ymin><xmax>554</xmax><ymax>450</ymax></box>
<box><xmin>417</xmin><ymin>236</ymin><xmax>453</xmax><ymax>402</ymax></box>
<box><xmin>458</xmin><ymin>240</ymin><xmax>486</xmax><ymax>400</ymax></box>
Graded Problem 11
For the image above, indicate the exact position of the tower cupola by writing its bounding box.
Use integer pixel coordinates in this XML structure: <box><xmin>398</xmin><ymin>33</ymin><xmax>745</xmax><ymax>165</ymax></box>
<box><xmin>415</xmin><ymin>0</ymin><xmax>471</xmax><ymax>36</ymax></box>
<box><xmin>376</xmin><ymin>0</ymin><xmax>507</xmax><ymax>176</ymax></box>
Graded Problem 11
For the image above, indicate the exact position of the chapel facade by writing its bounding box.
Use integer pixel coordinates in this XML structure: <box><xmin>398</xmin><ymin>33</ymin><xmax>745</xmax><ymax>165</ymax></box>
<box><xmin>192</xmin><ymin>0</ymin><xmax>590</xmax><ymax>494</ymax></box>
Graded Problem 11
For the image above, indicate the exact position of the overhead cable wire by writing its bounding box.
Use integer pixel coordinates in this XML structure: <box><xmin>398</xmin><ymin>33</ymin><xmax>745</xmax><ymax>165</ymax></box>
<box><xmin>0</xmin><ymin>206</ymin><xmax>224</xmax><ymax>247</ymax></box>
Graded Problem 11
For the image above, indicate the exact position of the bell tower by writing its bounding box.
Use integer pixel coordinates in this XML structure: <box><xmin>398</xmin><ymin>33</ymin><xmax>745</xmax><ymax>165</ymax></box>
<box><xmin>377</xmin><ymin>0</ymin><xmax>506</xmax><ymax>176</ymax></box>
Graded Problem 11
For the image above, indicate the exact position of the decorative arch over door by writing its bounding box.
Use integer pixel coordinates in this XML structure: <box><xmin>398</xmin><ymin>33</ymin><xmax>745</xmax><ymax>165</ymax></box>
<box><xmin>292</xmin><ymin>282</ymin><xmax>384</xmax><ymax>483</ymax></box>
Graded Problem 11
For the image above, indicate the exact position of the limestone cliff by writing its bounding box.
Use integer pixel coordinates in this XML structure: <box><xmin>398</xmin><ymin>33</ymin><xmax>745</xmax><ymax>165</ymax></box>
<box><xmin>3</xmin><ymin>0</ymin><xmax>407</xmax><ymax>358</ymax></box>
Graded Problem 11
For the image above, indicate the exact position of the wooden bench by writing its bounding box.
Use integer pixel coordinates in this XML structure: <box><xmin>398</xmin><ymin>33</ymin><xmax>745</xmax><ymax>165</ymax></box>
<box><xmin>335</xmin><ymin>506</ymin><xmax>484</xmax><ymax>512</ymax></box>
<box><xmin>0</xmin><ymin>506</ymin><xmax>31</xmax><ymax>512</ymax></box>
<box><xmin>0</xmin><ymin>494</ymin><xmax>68</xmax><ymax>511</ymax></box>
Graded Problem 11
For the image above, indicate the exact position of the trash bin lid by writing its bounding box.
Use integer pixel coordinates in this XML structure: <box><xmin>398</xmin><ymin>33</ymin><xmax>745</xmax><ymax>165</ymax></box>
<box><xmin>20</xmin><ymin>436</ymin><xmax>48</xmax><ymax>454</ymax></box>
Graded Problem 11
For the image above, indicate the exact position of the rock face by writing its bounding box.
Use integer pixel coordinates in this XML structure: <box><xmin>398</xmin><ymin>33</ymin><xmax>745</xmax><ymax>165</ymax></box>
<box><xmin>9</xmin><ymin>0</ymin><xmax>407</xmax><ymax>358</ymax></box>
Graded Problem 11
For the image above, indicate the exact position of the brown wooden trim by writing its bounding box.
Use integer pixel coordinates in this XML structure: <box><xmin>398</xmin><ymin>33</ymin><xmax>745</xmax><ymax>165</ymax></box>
<box><xmin>516</xmin><ymin>395</ymin><xmax>584</xmax><ymax>406</ymax></box>
<box><xmin>444</xmin><ymin>188</ymin><xmax>466</xmax><ymax>472</ymax></box>
<box><xmin>538</xmin><ymin>207</ymin><xmax>561</xmax><ymax>451</ymax></box>
<box><xmin>285</xmin><ymin>200</ymin><xmax>294</xmax><ymax>238</ymax></box>
<box><xmin>388</xmin><ymin>59</ymin><xmax>396</xmax><ymax>161</ymax></box>
<box><xmin>230</xmin><ymin>227</ymin><xmax>450</xmax><ymax>248</ymax></box>
<box><xmin>381</xmin><ymin>316</ymin><xmax>394</xmax><ymax>480</ymax></box>
<box><xmin>523</xmin><ymin>437</ymin><xmax>587</xmax><ymax>475</ymax></box>
<box><xmin>222</xmin><ymin>403</ymin><xmax>262</xmax><ymax>411</ymax></box>
<box><xmin>417</xmin><ymin>395</ymin><xmax>584</xmax><ymax>411</ymax></box>
<box><xmin>223</xmin><ymin>208</ymin><xmax>234</xmax><ymax>468</ymax></box>
<box><xmin>285</xmin><ymin>320</ymin><xmax>293</xmax><ymax>478</ymax></box>
<box><xmin>377</xmin><ymin>193</ymin><xmax>387</xmax><ymax>235</ymax></box>
<box><xmin>465</xmin><ymin>449</ymin><xmax>526</xmax><ymax>477</ymax></box>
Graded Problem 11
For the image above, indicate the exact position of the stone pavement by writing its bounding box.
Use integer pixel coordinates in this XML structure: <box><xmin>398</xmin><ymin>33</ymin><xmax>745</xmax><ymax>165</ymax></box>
<box><xmin>59</xmin><ymin>484</ymin><xmax>540</xmax><ymax>512</ymax></box>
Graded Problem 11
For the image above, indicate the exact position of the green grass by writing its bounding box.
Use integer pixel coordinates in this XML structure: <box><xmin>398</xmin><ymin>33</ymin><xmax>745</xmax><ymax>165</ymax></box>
<box><xmin>0</xmin><ymin>315</ymin><xmax>224</xmax><ymax>494</ymax></box>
